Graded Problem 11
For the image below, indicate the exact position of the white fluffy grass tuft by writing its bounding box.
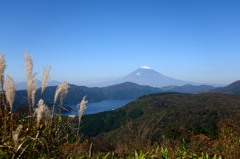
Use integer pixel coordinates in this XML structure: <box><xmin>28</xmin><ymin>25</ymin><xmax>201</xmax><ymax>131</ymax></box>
<box><xmin>34</xmin><ymin>99</ymin><xmax>50</xmax><ymax>127</ymax></box>
<box><xmin>41</xmin><ymin>65</ymin><xmax>51</xmax><ymax>95</ymax></box>
<box><xmin>5</xmin><ymin>76</ymin><xmax>15</xmax><ymax>111</ymax></box>
<box><xmin>12</xmin><ymin>124</ymin><xmax>23</xmax><ymax>152</ymax></box>
<box><xmin>54</xmin><ymin>81</ymin><xmax>69</xmax><ymax>105</ymax></box>
<box><xmin>23</xmin><ymin>54</ymin><xmax>34</xmax><ymax>104</ymax></box>
<box><xmin>77</xmin><ymin>96</ymin><xmax>87</xmax><ymax>136</ymax></box>
<box><xmin>31</xmin><ymin>82</ymin><xmax>38</xmax><ymax>109</ymax></box>
<box><xmin>53</xmin><ymin>81</ymin><xmax>69</xmax><ymax>115</ymax></box>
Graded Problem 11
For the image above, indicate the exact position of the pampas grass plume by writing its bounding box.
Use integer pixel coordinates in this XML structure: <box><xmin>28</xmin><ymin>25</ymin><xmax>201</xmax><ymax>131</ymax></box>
<box><xmin>41</xmin><ymin>65</ymin><xmax>51</xmax><ymax>95</ymax></box>
<box><xmin>0</xmin><ymin>53</ymin><xmax>6</xmax><ymax>90</ymax></box>
<box><xmin>78</xmin><ymin>96</ymin><xmax>87</xmax><ymax>124</ymax></box>
<box><xmin>54</xmin><ymin>81</ymin><xmax>69</xmax><ymax>105</ymax></box>
<box><xmin>5</xmin><ymin>76</ymin><xmax>15</xmax><ymax>111</ymax></box>
<box><xmin>0</xmin><ymin>53</ymin><xmax>6</xmax><ymax>75</ymax></box>
<box><xmin>31</xmin><ymin>82</ymin><xmax>38</xmax><ymax>108</ymax></box>
<box><xmin>53</xmin><ymin>81</ymin><xmax>69</xmax><ymax>115</ymax></box>
<box><xmin>77</xmin><ymin>96</ymin><xmax>87</xmax><ymax>136</ymax></box>
<box><xmin>23</xmin><ymin>53</ymin><xmax>34</xmax><ymax>104</ymax></box>
<box><xmin>34</xmin><ymin>99</ymin><xmax>50</xmax><ymax>127</ymax></box>
<box><xmin>12</xmin><ymin>124</ymin><xmax>23</xmax><ymax>151</ymax></box>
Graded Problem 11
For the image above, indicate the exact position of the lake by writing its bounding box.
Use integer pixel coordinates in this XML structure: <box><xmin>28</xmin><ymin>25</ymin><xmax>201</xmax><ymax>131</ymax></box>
<box><xmin>63</xmin><ymin>98</ymin><xmax>135</xmax><ymax>116</ymax></box>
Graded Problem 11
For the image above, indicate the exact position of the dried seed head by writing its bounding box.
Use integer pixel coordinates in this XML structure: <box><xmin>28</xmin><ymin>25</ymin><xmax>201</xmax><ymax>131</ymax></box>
<box><xmin>23</xmin><ymin>53</ymin><xmax>34</xmax><ymax>105</ymax></box>
<box><xmin>41</xmin><ymin>65</ymin><xmax>51</xmax><ymax>95</ymax></box>
<box><xmin>54</xmin><ymin>81</ymin><xmax>69</xmax><ymax>105</ymax></box>
<box><xmin>34</xmin><ymin>99</ymin><xmax>50</xmax><ymax>127</ymax></box>
<box><xmin>77</xmin><ymin>96</ymin><xmax>87</xmax><ymax>135</ymax></box>
<box><xmin>78</xmin><ymin>95</ymin><xmax>88</xmax><ymax>124</ymax></box>
<box><xmin>23</xmin><ymin>53</ymin><xmax>33</xmax><ymax>80</ymax></box>
<box><xmin>5</xmin><ymin>76</ymin><xmax>15</xmax><ymax>111</ymax></box>
<box><xmin>12</xmin><ymin>125</ymin><xmax>23</xmax><ymax>152</ymax></box>
<box><xmin>31</xmin><ymin>81</ymin><xmax>38</xmax><ymax>108</ymax></box>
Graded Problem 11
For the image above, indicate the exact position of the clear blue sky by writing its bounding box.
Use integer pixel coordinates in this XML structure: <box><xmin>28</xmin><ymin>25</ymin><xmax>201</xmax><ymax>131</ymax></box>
<box><xmin>0</xmin><ymin>0</ymin><xmax>240</xmax><ymax>85</ymax></box>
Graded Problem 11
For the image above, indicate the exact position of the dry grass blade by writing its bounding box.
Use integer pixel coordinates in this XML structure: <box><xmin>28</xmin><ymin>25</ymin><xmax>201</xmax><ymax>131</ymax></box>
<box><xmin>41</xmin><ymin>65</ymin><xmax>51</xmax><ymax>95</ymax></box>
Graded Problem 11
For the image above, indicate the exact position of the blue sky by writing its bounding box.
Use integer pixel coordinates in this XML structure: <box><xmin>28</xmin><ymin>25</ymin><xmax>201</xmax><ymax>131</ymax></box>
<box><xmin>0</xmin><ymin>0</ymin><xmax>240</xmax><ymax>85</ymax></box>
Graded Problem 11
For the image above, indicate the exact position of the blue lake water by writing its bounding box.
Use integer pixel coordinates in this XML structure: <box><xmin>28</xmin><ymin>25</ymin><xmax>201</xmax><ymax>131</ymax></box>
<box><xmin>63</xmin><ymin>98</ymin><xmax>135</xmax><ymax>116</ymax></box>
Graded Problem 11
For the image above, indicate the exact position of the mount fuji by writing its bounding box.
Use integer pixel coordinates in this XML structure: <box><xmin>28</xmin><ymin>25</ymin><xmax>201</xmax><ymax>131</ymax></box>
<box><xmin>98</xmin><ymin>66</ymin><xmax>192</xmax><ymax>88</ymax></box>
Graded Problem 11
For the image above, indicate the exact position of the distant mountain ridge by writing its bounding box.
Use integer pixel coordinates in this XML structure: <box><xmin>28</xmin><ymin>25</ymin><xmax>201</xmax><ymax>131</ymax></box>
<box><xmin>162</xmin><ymin>84</ymin><xmax>215</xmax><ymax>93</ymax></box>
<box><xmin>16</xmin><ymin>80</ymin><xmax>60</xmax><ymax>90</ymax></box>
<box><xmin>13</xmin><ymin>81</ymin><xmax>216</xmax><ymax>110</ymax></box>
<box><xmin>210</xmin><ymin>80</ymin><xmax>240</xmax><ymax>94</ymax></box>
<box><xmin>13</xmin><ymin>82</ymin><xmax>164</xmax><ymax>108</ymax></box>
<box><xmin>98</xmin><ymin>66</ymin><xmax>194</xmax><ymax>87</ymax></box>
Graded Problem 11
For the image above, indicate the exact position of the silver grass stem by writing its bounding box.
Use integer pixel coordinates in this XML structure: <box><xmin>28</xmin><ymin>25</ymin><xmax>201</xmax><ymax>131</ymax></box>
<box><xmin>77</xmin><ymin>96</ymin><xmax>87</xmax><ymax>136</ymax></box>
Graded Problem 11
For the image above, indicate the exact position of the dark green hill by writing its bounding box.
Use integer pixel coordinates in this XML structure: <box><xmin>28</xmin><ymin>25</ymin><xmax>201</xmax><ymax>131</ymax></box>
<box><xmin>81</xmin><ymin>93</ymin><xmax>240</xmax><ymax>144</ymax></box>
<box><xmin>161</xmin><ymin>84</ymin><xmax>215</xmax><ymax>93</ymax></box>
<box><xmin>13</xmin><ymin>82</ymin><xmax>163</xmax><ymax>108</ymax></box>
<box><xmin>210</xmin><ymin>80</ymin><xmax>240</xmax><ymax>94</ymax></box>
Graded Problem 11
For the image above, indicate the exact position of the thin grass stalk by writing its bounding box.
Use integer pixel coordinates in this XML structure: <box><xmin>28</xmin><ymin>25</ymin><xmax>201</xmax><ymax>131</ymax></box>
<box><xmin>32</xmin><ymin>132</ymin><xmax>40</xmax><ymax>157</ymax></box>
<box><xmin>77</xmin><ymin>96</ymin><xmax>87</xmax><ymax>136</ymax></box>
<box><xmin>5</xmin><ymin>76</ymin><xmax>16</xmax><ymax>133</ymax></box>
<box><xmin>2</xmin><ymin>102</ymin><xmax>8</xmax><ymax>139</ymax></box>
<box><xmin>15</xmin><ymin>144</ymin><xmax>28</xmax><ymax>159</ymax></box>
<box><xmin>0</xmin><ymin>102</ymin><xmax>4</xmax><ymax>138</ymax></box>
<box><xmin>0</xmin><ymin>105</ymin><xmax>3</xmax><ymax>131</ymax></box>
<box><xmin>0</xmin><ymin>53</ymin><xmax>7</xmax><ymax>138</ymax></box>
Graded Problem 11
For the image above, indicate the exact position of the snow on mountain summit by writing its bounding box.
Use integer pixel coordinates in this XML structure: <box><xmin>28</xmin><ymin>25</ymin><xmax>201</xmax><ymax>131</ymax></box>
<box><xmin>96</xmin><ymin>67</ymin><xmax>192</xmax><ymax>88</ymax></box>
<box><xmin>140</xmin><ymin>66</ymin><xmax>152</xmax><ymax>70</ymax></box>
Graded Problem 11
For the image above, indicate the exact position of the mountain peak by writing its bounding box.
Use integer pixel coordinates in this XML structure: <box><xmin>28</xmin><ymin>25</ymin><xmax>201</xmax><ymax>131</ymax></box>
<box><xmin>96</xmin><ymin>67</ymin><xmax>192</xmax><ymax>88</ymax></box>
<box><xmin>140</xmin><ymin>66</ymin><xmax>152</xmax><ymax>70</ymax></box>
